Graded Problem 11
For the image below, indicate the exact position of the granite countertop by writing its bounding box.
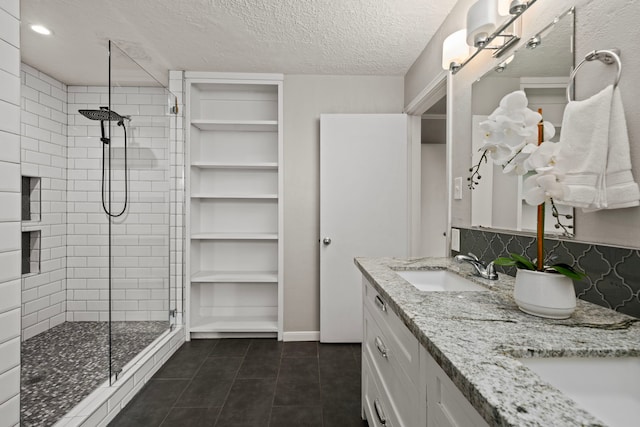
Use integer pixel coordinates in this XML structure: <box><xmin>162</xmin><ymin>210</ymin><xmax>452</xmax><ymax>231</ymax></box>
<box><xmin>354</xmin><ymin>257</ymin><xmax>640</xmax><ymax>427</ymax></box>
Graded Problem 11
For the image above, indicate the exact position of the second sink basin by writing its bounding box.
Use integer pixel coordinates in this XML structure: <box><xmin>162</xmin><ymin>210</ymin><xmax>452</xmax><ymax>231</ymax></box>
<box><xmin>395</xmin><ymin>269</ymin><xmax>488</xmax><ymax>292</ymax></box>
<box><xmin>520</xmin><ymin>356</ymin><xmax>640</xmax><ymax>426</ymax></box>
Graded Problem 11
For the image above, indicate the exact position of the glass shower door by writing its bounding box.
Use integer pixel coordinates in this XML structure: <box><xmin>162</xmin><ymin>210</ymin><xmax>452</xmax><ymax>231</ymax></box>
<box><xmin>108</xmin><ymin>41</ymin><xmax>176</xmax><ymax>381</ymax></box>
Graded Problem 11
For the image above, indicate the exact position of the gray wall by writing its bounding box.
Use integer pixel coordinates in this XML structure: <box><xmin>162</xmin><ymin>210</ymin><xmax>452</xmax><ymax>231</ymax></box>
<box><xmin>406</xmin><ymin>0</ymin><xmax>640</xmax><ymax>249</ymax></box>
<box><xmin>283</xmin><ymin>75</ymin><xmax>404</xmax><ymax>335</ymax></box>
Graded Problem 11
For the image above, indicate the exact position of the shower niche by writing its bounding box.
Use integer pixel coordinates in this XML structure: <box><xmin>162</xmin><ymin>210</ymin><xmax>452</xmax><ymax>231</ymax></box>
<box><xmin>21</xmin><ymin>230</ymin><xmax>40</xmax><ymax>275</ymax></box>
<box><xmin>21</xmin><ymin>175</ymin><xmax>40</xmax><ymax>222</ymax></box>
<box><xmin>21</xmin><ymin>176</ymin><xmax>41</xmax><ymax>276</ymax></box>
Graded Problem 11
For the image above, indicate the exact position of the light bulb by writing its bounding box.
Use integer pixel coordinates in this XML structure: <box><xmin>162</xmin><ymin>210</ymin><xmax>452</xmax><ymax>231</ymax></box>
<box><xmin>442</xmin><ymin>29</ymin><xmax>472</xmax><ymax>71</ymax></box>
<box><xmin>31</xmin><ymin>25</ymin><xmax>51</xmax><ymax>35</ymax></box>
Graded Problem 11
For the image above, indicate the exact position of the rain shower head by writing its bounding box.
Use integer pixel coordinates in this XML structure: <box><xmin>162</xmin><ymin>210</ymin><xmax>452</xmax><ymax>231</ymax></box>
<box><xmin>79</xmin><ymin>107</ymin><xmax>130</xmax><ymax>145</ymax></box>
<box><xmin>78</xmin><ymin>107</ymin><xmax>128</xmax><ymax>123</ymax></box>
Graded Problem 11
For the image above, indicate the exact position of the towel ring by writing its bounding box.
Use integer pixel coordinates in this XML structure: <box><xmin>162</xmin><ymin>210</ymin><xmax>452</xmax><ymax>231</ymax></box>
<box><xmin>566</xmin><ymin>49</ymin><xmax>622</xmax><ymax>103</ymax></box>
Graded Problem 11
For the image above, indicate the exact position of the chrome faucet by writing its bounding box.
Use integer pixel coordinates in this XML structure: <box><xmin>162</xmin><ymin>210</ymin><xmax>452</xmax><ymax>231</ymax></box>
<box><xmin>454</xmin><ymin>253</ymin><xmax>498</xmax><ymax>280</ymax></box>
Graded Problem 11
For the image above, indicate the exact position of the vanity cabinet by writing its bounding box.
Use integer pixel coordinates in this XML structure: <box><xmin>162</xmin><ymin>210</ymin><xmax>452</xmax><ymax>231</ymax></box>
<box><xmin>421</xmin><ymin>346</ymin><xmax>489</xmax><ymax>427</ymax></box>
<box><xmin>362</xmin><ymin>277</ymin><xmax>488</xmax><ymax>426</ymax></box>
<box><xmin>185</xmin><ymin>72</ymin><xmax>283</xmax><ymax>339</ymax></box>
<box><xmin>363</xmin><ymin>276</ymin><xmax>420</xmax><ymax>426</ymax></box>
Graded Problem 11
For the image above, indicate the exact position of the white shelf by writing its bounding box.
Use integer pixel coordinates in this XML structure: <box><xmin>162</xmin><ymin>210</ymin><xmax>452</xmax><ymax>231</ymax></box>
<box><xmin>191</xmin><ymin>232</ymin><xmax>278</xmax><ymax>240</ymax></box>
<box><xmin>191</xmin><ymin>120</ymin><xmax>278</xmax><ymax>132</ymax></box>
<box><xmin>191</xmin><ymin>193</ymin><xmax>278</xmax><ymax>200</ymax></box>
<box><xmin>186</xmin><ymin>75</ymin><xmax>283</xmax><ymax>339</ymax></box>
<box><xmin>191</xmin><ymin>162</ymin><xmax>278</xmax><ymax>170</ymax></box>
<box><xmin>191</xmin><ymin>270</ymin><xmax>278</xmax><ymax>283</ymax></box>
<box><xmin>190</xmin><ymin>314</ymin><xmax>278</xmax><ymax>333</ymax></box>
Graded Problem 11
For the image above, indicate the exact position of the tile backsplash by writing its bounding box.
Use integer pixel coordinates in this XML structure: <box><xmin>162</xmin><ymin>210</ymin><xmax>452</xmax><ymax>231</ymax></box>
<box><xmin>455</xmin><ymin>227</ymin><xmax>640</xmax><ymax>319</ymax></box>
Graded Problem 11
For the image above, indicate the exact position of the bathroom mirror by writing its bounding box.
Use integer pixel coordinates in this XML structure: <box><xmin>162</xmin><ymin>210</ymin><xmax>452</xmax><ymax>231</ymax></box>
<box><xmin>470</xmin><ymin>8</ymin><xmax>575</xmax><ymax>236</ymax></box>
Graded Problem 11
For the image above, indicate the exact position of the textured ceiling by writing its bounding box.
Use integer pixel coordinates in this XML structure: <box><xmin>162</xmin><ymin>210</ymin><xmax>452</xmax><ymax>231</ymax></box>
<box><xmin>20</xmin><ymin>0</ymin><xmax>459</xmax><ymax>86</ymax></box>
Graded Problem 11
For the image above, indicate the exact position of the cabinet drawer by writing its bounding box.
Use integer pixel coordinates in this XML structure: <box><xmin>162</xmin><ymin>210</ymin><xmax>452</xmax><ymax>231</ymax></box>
<box><xmin>363</xmin><ymin>277</ymin><xmax>419</xmax><ymax>384</ymax></box>
<box><xmin>362</xmin><ymin>353</ymin><xmax>400</xmax><ymax>427</ymax></box>
<box><xmin>364</xmin><ymin>306</ymin><xmax>418</xmax><ymax>427</ymax></box>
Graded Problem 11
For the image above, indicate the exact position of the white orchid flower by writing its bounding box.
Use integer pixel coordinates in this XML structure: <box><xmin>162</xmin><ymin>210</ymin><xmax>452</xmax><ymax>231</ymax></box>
<box><xmin>494</xmin><ymin>115</ymin><xmax>536</xmax><ymax>146</ymax></box>
<box><xmin>523</xmin><ymin>167</ymin><xmax>568</xmax><ymax>206</ymax></box>
<box><xmin>472</xmin><ymin>90</ymin><xmax>565</xmax><ymax>201</ymax></box>
<box><xmin>503</xmin><ymin>143</ymin><xmax>538</xmax><ymax>175</ymax></box>
<box><xmin>479</xmin><ymin>118</ymin><xmax>506</xmax><ymax>143</ymax></box>
<box><xmin>498</xmin><ymin>90</ymin><xmax>529</xmax><ymax>111</ymax></box>
<box><xmin>525</xmin><ymin>120</ymin><xmax>556</xmax><ymax>144</ymax></box>
<box><xmin>479</xmin><ymin>141</ymin><xmax>513</xmax><ymax>165</ymax></box>
<box><xmin>542</xmin><ymin>121</ymin><xmax>556</xmax><ymax>140</ymax></box>
<box><xmin>483</xmin><ymin>91</ymin><xmax>543</xmax><ymax>150</ymax></box>
<box><xmin>524</xmin><ymin>140</ymin><xmax>561</xmax><ymax>172</ymax></box>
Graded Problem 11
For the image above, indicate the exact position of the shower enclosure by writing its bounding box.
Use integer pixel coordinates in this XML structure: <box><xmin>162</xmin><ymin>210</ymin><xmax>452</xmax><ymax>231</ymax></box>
<box><xmin>20</xmin><ymin>41</ymin><xmax>181</xmax><ymax>426</ymax></box>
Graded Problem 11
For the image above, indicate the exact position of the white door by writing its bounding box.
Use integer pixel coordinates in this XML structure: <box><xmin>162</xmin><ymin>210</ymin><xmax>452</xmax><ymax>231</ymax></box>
<box><xmin>320</xmin><ymin>114</ymin><xmax>410</xmax><ymax>342</ymax></box>
<box><xmin>421</xmin><ymin>144</ymin><xmax>448</xmax><ymax>256</ymax></box>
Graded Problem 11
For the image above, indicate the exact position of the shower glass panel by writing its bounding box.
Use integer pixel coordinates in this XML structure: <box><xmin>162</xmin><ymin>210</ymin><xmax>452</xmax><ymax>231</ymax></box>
<box><xmin>107</xmin><ymin>41</ymin><xmax>176</xmax><ymax>382</ymax></box>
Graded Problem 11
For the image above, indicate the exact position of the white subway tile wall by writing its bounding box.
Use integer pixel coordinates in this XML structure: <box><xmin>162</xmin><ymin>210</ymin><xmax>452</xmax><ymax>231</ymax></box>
<box><xmin>20</xmin><ymin>64</ymin><xmax>68</xmax><ymax>341</ymax></box>
<box><xmin>67</xmin><ymin>84</ymin><xmax>172</xmax><ymax>322</ymax></box>
<box><xmin>0</xmin><ymin>0</ymin><xmax>21</xmax><ymax>424</ymax></box>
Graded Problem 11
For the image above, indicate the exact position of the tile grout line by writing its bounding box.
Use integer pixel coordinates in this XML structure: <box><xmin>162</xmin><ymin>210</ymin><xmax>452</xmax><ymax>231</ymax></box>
<box><xmin>265</xmin><ymin>340</ymin><xmax>284</xmax><ymax>427</ymax></box>
<box><xmin>317</xmin><ymin>342</ymin><xmax>324</xmax><ymax>427</ymax></box>
<box><xmin>213</xmin><ymin>340</ymin><xmax>251</xmax><ymax>427</ymax></box>
<box><xmin>157</xmin><ymin>340</ymin><xmax>220</xmax><ymax>427</ymax></box>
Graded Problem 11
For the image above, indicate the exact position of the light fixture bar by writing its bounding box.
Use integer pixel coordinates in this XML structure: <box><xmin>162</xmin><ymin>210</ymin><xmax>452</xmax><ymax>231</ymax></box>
<box><xmin>452</xmin><ymin>0</ymin><xmax>537</xmax><ymax>74</ymax></box>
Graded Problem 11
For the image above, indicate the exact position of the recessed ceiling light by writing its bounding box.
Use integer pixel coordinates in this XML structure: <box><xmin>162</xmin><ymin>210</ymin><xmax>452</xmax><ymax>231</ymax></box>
<box><xmin>31</xmin><ymin>25</ymin><xmax>51</xmax><ymax>35</ymax></box>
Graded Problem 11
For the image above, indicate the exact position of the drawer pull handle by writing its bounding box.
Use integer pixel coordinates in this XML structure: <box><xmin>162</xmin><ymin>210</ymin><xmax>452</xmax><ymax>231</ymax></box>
<box><xmin>374</xmin><ymin>398</ymin><xmax>387</xmax><ymax>425</ymax></box>
<box><xmin>375</xmin><ymin>336</ymin><xmax>388</xmax><ymax>359</ymax></box>
<box><xmin>375</xmin><ymin>295</ymin><xmax>387</xmax><ymax>312</ymax></box>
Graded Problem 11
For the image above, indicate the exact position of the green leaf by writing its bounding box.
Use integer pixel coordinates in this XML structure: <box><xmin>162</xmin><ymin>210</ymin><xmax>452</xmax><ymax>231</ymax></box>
<box><xmin>509</xmin><ymin>253</ymin><xmax>536</xmax><ymax>270</ymax></box>
<box><xmin>548</xmin><ymin>264</ymin><xmax>586</xmax><ymax>280</ymax></box>
<box><xmin>493</xmin><ymin>257</ymin><xmax>516</xmax><ymax>266</ymax></box>
<box><xmin>515</xmin><ymin>261</ymin><xmax>535</xmax><ymax>270</ymax></box>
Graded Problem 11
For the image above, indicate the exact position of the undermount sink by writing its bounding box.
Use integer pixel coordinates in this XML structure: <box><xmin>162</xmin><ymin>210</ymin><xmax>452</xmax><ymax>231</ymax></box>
<box><xmin>395</xmin><ymin>269</ymin><xmax>488</xmax><ymax>292</ymax></box>
<box><xmin>520</xmin><ymin>357</ymin><xmax>640</xmax><ymax>426</ymax></box>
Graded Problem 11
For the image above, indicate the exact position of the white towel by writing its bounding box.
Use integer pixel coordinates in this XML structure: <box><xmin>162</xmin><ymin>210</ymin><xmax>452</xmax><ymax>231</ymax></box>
<box><xmin>556</xmin><ymin>85</ymin><xmax>640</xmax><ymax>211</ymax></box>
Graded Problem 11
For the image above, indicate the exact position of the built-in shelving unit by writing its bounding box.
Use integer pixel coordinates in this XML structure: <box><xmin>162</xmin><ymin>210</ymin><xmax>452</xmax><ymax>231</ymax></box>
<box><xmin>185</xmin><ymin>72</ymin><xmax>283</xmax><ymax>340</ymax></box>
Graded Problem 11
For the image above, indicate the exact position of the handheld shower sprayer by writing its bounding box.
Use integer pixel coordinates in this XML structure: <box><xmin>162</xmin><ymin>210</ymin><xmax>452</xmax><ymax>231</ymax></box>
<box><xmin>78</xmin><ymin>107</ymin><xmax>130</xmax><ymax>217</ymax></box>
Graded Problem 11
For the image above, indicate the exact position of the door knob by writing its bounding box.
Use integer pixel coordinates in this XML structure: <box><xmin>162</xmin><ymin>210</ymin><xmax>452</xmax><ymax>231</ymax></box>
<box><xmin>322</xmin><ymin>237</ymin><xmax>332</xmax><ymax>245</ymax></box>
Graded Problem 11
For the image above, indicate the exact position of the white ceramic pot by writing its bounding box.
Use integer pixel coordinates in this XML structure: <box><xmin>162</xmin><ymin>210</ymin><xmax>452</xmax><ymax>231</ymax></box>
<box><xmin>513</xmin><ymin>269</ymin><xmax>576</xmax><ymax>319</ymax></box>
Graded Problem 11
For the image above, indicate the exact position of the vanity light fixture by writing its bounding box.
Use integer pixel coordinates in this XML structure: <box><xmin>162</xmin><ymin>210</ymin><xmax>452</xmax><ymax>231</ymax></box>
<box><xmin>30</xmin><ymin>24</ymin><xmax>51</xmax><ymax>35</ymax></box>
<box><xmin>449</xmin><ymin>0</ymin><xmax>537</xmax><ymax>74</ymax></box>
<box><xmin>442</xmin><ymin>29</ymin><xmax>472</xmax><ymax>71</ymax></box>
<box><xmin>467</xmin><ymin>0</ymin><xmax>498</xmax><ymax>48</ymax></box>
<box><xmin>495</xmin><ymin>54</ymin><xmax>515</xmax><ymax>72</ymax></box>
<box><xmin>526</xmin><ymin>34</ymin><xmax>542</xmax><ymax>49</ymax></box>
<box><xmin>508</xmin><ymin>0</ymin><xmax>529</xmax><ymax>15</ymax></box>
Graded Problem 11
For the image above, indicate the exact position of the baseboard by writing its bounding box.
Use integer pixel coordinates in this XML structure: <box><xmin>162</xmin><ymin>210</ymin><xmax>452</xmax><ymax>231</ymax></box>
<box><xmin>282</xmin><ymin>331</ymin><xmax>320</xmax><ymax>342</ymax></box>
<box><xmin>190</xmin><ymin>331</ymin><xmax>277</xmax><ymax>340</ymax></box>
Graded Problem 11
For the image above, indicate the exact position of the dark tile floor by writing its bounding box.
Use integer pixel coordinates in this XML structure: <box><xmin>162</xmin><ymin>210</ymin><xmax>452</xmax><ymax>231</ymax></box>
<box><xmin>109</xmin><ymin>339</ymin><xmax>368</xmax><ymax>427</ymax></box>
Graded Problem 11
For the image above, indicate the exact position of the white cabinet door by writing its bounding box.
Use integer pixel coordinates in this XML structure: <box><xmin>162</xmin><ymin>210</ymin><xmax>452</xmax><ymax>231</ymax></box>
<box><xmin>320</xmin><ymin>114</ymin><xmax>410</xmax><ymax>342</ymax></box>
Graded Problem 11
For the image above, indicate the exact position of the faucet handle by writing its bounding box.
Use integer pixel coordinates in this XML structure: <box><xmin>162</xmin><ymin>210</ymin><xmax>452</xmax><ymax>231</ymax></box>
<box><xmin>486</xmin><ymin>261</ymin><xmax>498</xmax><ymax>280</ymax></box>
<box><xmin>467</xmin><ymin>253</ymin><xmax>480</xmax><ymax>262</ymax></box>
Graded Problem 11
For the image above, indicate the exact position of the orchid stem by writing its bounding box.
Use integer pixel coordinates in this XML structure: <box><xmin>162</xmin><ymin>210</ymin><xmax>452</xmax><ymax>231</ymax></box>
<box><xmin>468</xmin><ymin>150</ymin><xmax>488</xmax><ymax>189</ymax></box>
<box><xmin>536</xmin><ymin>108</ymin><xmax>544</xmax><ymax>271</ymax></box>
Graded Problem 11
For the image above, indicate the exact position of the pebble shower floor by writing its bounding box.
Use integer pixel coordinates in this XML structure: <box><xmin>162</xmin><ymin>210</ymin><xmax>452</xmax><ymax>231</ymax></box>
<box><xmin>20</xmin><ymin>321</ymin><xmax>168</xmax><ymax>427</ymax></box>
